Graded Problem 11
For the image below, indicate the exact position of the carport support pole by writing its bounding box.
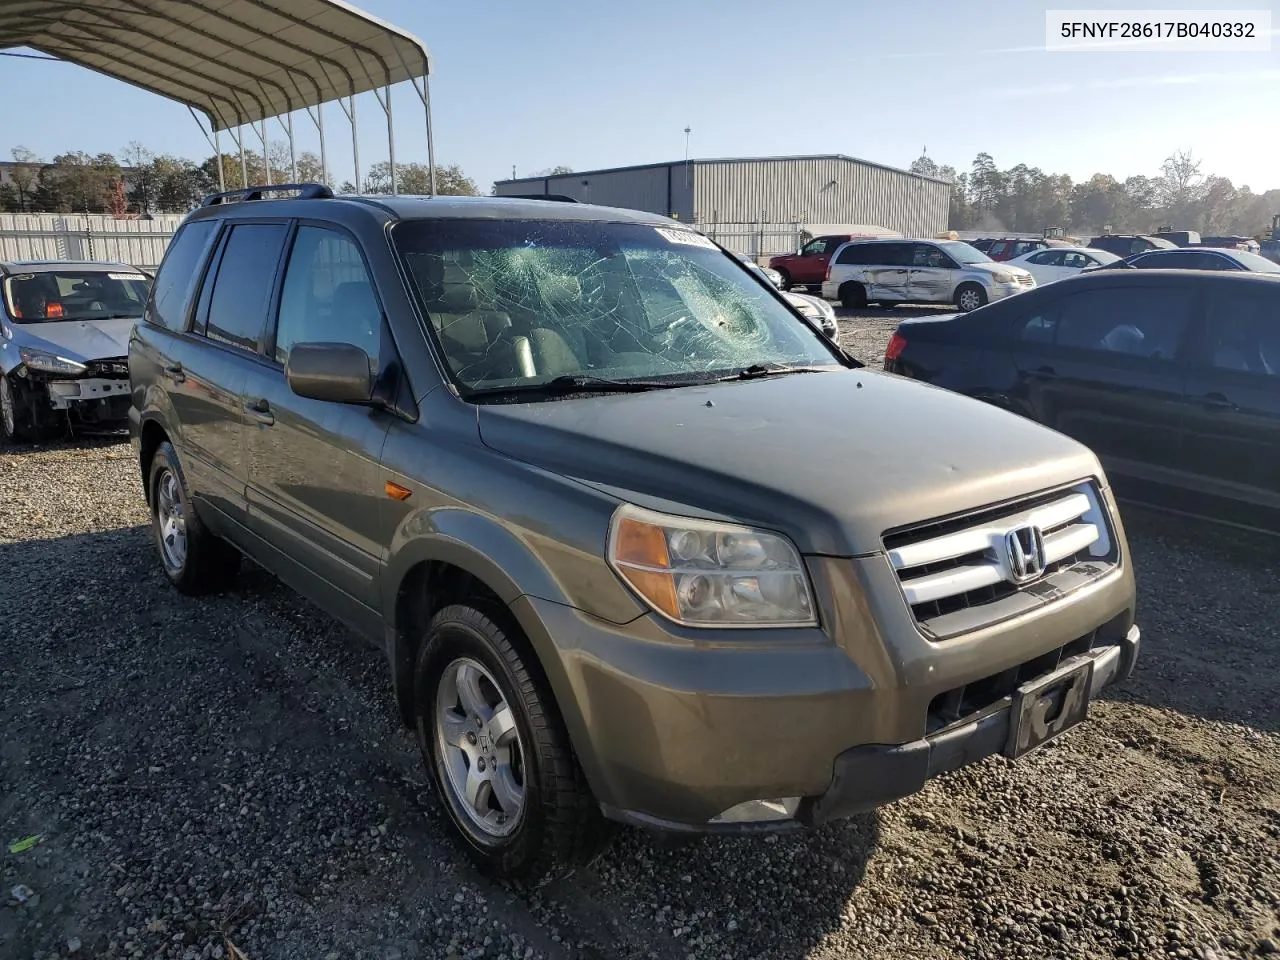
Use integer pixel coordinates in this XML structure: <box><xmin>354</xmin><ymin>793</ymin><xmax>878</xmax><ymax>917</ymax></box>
<box><xmin>384</xmin><ymin>85</ymin><xmax>398</xmax><ymax>195</ymax></box>
<box><xmin>317</xmin><ymin>107</ymin><xmax>328</xmax><ymax>188</ymax></box>
<box><xmin>425</xmin><ymin>76</ymin><xmax>436</xmax><ymax>196</ymax></box>
<box><xmin>349</xmin><ymin>95</ymin><xmax>361</xmax><ymax>193</ymax></box>
<box><xmin>214</xmin><ymin>130</ymin><xmax>225</xmax><ymax>193</ymax></box>
<box><xmin>287</xmin><ymin>113</ymin><xmax>298</xmax><ymax>182</ymax></box>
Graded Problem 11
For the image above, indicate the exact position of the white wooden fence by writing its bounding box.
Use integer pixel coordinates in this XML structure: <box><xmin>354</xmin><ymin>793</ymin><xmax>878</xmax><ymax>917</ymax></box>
<box><xmin>0</xmin><ymin>214</ymin><xmax>184</xmax><ymax>272</ymax></box>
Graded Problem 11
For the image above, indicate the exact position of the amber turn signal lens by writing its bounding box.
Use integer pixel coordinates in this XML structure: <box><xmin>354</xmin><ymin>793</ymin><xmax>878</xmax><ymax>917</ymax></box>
<box><xmin>614</xmin><ymin>517</ymin><xmax>671</xmax><ymax>569</ymax></box>
<box><xmin>384</xmin><ymin>481</ymin><xmax>412</xmax><ymax>501</ymax></box>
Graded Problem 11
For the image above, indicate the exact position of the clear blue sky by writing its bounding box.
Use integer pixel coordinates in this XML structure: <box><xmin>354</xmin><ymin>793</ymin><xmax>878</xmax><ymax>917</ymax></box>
<box><xmin>2</xmin><ymin>0</ymin><xmax>1278</xmax><ymax>192</ymax></box>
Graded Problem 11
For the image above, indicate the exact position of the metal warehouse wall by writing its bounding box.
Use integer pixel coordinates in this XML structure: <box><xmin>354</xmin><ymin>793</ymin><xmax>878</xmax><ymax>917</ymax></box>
<box><xmin>495</xmin><ymin>166</ymin><xmax>694</xmax><ymax>219</ymax></box>
<box><xmin>693</xmin><ymin>158</ymin><xmax>949</xmax><ymax>239</ymax></box>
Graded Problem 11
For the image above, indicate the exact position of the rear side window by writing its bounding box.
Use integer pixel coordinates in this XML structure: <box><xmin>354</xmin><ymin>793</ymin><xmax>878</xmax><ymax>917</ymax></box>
<box><xmin>148</xmin><ymin>220</ymin><xmax>217</xmax><ymax>332</ymax></box>
<box><xmin>273</xmin><ymin>226</ymin><xmax>381</xmax><ymax>365</ymax></box>
<box><xmin>1055</xmin><ymin>287</ymin><xmax>1192</xmax><ymax>360</ymax></box>
<box><xmin>1028</xmin><ymin>250</ymin><xmax>1064</xmax><ymax>266</ymax></box>
<box><xmin>1199</xmin><ymin>287</ymin><xmax>1280</xmax><ymax>375</ymax></box>
<box><xmin>202</xmin><ymin>223</ymin><xmax>289</xmax><ymax>353</ymax></box>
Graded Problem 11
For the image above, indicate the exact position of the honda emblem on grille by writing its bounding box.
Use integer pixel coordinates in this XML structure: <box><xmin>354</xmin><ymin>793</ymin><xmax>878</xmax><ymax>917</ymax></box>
<box><xmin>1004</xmin><ymin>525</ymin><xmax>1047</xmax><ymax>583</ymax></box>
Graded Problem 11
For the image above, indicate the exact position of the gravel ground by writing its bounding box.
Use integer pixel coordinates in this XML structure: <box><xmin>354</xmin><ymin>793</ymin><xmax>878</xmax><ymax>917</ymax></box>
<box><xmin>2</xmin><ymin>313</ymin><xmax>1278</xmax><ymax>960</ymax></box>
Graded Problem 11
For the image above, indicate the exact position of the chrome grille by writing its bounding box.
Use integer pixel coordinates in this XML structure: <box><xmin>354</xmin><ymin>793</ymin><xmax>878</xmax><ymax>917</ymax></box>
<box><xmin>884</xmin><ymin>482</ymin><xmax>1117</xmax><ymax>638</ymax></box>
<box><xmin>1015</xmin><ymin>274</ymin><xmax>1035</xmax><ymax>287</ymax></box>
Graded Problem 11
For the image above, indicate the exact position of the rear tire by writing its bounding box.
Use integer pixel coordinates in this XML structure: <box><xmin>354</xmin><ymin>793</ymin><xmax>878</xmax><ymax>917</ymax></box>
<box><xmin>415</xmin><ymin>603</ymin><xmax>606</xmax><ymax>882</ymax></box>
<box><xmin>955</xmin><ymin>283</ymin><xmax>988</xmax><ymax>313</ymax></box>
<box><xmin>148</xmin><ymin>441</ymin><xmax>240</xmax><ymax>594</ymax></box>
<box><xmin>839</xmin><ymin>282</ymin><xmax>867</xmax><ymax>309</ymax></box>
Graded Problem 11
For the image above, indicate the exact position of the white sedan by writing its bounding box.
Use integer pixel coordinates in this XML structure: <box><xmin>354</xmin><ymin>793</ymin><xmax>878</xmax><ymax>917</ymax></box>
<box><xmin>1007</xmin><ymin>246</ymin><xmax>1120</xmax><ymax>285</ymax></box>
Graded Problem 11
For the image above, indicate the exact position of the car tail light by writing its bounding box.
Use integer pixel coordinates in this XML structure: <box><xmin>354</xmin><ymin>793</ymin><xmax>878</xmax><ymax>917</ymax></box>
<box><xmin>885</xmin><ymin>331</ymin><xmax>907</xmax><ymax>361</ymax></box>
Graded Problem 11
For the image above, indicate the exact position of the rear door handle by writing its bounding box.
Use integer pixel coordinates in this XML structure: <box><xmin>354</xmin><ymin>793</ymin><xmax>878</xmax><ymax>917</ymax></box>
<box><xmin>1197</xmin><ymin>392</ymin><xmax>1238</xmax><ymax>412</ymax></box>
<box><xmin>162</xmin><ymin>362</ymin><xmax>185</xmax><ymax>384</ymax></box>
<box><xmin>243</xmin><ymin>397</ymin><xmax>274</xmax><ymax>426</ymax></box>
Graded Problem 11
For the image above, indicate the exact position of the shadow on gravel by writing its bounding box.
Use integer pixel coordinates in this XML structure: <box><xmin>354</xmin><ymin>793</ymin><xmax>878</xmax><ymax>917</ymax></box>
<box><xmin>543</xmin><ymin>814</ymin><xmax>881</xmax><ymax>959</ymax></box>
<box><xmin>1105</xmin><ymin>503</ymin><xmax>1280</xmax><ymax>734</ymax></box>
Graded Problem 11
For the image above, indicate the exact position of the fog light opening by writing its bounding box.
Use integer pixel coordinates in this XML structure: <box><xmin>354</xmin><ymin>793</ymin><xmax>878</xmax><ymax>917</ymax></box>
<box><xmin>709</xmin><ymin>797</ymin><xmax>801</xmax><ymax>824</ymax></box>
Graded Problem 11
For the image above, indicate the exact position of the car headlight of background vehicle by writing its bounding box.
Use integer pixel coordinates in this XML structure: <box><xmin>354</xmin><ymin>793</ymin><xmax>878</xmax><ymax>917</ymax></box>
<box><xmin>607</xmin><ymin>505</ymin><xmax>817</xmax><ymax>627</ymax></box>
<box><xmin>18</xmin><ymin>347</ymin><xmax>87</xmax><ymax>375</ymax></box>
<box><xmin>990</xmin><ymin>271</ymin><xmax>1016</xmax><ymax>284</ymax></box>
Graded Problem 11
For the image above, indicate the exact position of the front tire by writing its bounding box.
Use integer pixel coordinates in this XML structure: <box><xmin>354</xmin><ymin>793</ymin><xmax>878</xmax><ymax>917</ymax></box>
<box><xmin>776</xmin><ymin>268</ymin><xmax>793</xmax><ymax>292</ymax></box>
<box><xmin>955</xmin><ymin>283</ymin><xmax>988</xmax><ymax>313</ymax></box>
<box><xmin>1</xmin><ymin>374</ymin><xmax>32</xmax><ymax>444</ymax></box>
<box><xmin>148</xmin><ymin>441</ymin><xmax>240</xmax><ymax>594</ymax></box>
<box><xmin>415</xmin><ymin>604</ymin><xmax>604</xmax><ymax>881</ymax></box>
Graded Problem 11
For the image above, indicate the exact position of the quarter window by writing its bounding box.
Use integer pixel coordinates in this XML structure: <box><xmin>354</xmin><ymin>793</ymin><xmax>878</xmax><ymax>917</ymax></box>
<box><xmin>149</xmin><ymin>220</ymin><xmax>217</xmax><ymax>332</ymax></box>
<box><xmin>273</xmin><ymin>226</ymin><xmax>381</xmax><ymax>365</ymax></box>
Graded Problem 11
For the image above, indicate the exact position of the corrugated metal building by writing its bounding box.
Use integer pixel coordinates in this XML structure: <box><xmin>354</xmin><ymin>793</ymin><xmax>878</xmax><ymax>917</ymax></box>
<box><xmin>494</xmin><ymin>154</ymin><xmax>950</xmax><ymax>256</ymax></box>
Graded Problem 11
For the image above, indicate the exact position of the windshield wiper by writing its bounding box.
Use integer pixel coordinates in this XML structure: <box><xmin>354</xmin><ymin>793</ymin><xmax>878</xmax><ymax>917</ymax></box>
<box><xmin>727</xmin><ymin>363</ymin><xmax>835</xmax><ymax>382</ymax></box>
<box><xmin>463</xmin><ymin>374</ymin><xmax>684</xmax><ymax>400</ymax></box>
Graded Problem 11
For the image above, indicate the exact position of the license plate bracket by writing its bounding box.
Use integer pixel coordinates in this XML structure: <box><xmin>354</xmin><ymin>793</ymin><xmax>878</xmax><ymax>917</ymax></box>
<box><xmin>1004</xmin><ymin>655</ymin><xmax>1095</xmax><ymax>760</ymax></box>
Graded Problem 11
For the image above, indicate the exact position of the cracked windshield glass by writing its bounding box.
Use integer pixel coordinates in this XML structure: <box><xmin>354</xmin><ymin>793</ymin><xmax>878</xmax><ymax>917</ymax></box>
<box><xmin>394</xmin><ymin>218</ymin><xmax>840</xmax><ymax>395</ymax></box>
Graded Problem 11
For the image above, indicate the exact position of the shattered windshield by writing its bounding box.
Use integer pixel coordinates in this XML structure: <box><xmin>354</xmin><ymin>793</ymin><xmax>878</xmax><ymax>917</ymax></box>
<box><xmin>3</xmin><ymin>270</ymin><xmax>151</xmax><ymax>323</ymax></box>
<box><xmin>393</xmin><ymin>218</ymin><xmax>840</xmax><ymax>397</ymax></box>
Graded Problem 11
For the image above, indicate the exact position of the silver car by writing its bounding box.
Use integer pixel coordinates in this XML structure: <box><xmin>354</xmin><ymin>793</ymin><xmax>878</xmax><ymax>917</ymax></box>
<box><xmin>782</xmin><ymin>290</ymin><xmax>839</xmax><ymax>341</ymax></box>
<box><xmin>0</xmin><ymin>260</ymin><xmax>150</xmax><ymax>443</ymax></box>
<box><xmin>822</xmin><ymin>239</ymin><xmax>1035</xmax><ymax>312</ymax></box>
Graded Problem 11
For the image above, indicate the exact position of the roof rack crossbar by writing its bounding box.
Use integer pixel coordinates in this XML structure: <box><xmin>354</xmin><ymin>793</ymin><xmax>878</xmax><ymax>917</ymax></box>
<box><xmin>201</xmin><ymin>182</ymin><xmax>334</xmax><ymax>206</ymax></box>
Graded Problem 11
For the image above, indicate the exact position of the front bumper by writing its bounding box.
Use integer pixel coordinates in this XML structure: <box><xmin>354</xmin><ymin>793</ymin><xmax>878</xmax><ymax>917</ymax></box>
<box><xmin>514</xmin><ymin>532</ymin><xmax>1138</xmax><ymax>834</ymax></box>
<box><xmin>802</xmin><ymin>625</ymin><xmax>1139</xmax><ymax>826</ymax></box>
<box><xmin>986</xmin><ymin>280</ymin><xmax>1033</xmax><ymax>302</ymax></box>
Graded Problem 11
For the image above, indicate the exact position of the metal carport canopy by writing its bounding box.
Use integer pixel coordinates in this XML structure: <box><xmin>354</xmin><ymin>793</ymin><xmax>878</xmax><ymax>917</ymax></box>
<box><xmin>0</xmin><ymin>0</ymin><xmax>435</xmax><ymax>192</ymax></box>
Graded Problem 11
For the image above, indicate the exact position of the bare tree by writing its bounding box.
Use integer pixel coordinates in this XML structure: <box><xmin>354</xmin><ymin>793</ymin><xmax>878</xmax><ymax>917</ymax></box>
<box><xmin>9</xmin><ymin>146</ymin><xmax>41</xmax><ymax>212</ymax></box>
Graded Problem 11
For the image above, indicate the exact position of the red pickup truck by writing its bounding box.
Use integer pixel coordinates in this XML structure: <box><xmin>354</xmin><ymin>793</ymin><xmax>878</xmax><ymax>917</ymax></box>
<box><xmin>768</xmin><ymin>235</ymin><xmax>857</xmax><ymax>290</ymax></box>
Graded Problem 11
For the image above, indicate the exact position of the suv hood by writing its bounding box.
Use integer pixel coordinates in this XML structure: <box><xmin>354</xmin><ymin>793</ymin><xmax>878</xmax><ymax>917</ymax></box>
<box><xmin>964</xmin><ymin>261</ymin><xmax>1026</xmax><ymax>278</ymax></box>
<box><xmin>476</xmin><ymin>370</ymin><xmax>1102</xmax><ymax>556</ymax></box>
<box><xmin>10</xmin><ymin>316</ymin><xmax>136</xmax><ymax>362</ymax></box>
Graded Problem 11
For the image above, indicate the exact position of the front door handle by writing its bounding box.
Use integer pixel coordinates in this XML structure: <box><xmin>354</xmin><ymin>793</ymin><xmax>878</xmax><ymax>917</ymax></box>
<box><xmin>1197</xmin><ymin>392</ymin><xmax>1238</xmax><ymax>412</ymax></box>
<box><xmin>243</xmin><ymin>397</ymin><xmax>274</xmax><ymax>426</ymax></box>
<box><xmin>162</xmin><ymin>362</ymin><xmax>185</xmax><ymax>384</ymax></box>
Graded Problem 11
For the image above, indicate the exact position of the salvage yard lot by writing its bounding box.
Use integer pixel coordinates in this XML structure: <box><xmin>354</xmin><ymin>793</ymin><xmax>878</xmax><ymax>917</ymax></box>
<box><xmin>2</xmin><ymin>313</ymin><xmax>1278</xmax><ymax>960</ymax></box>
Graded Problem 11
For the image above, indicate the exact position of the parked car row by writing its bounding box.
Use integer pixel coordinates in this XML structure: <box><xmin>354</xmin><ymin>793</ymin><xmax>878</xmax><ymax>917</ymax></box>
<box><xmin>119</xmin><ymin>186</ymin><xmax>1140</xmax><ymax>881</ymax></box>
<box><xmin>884</xmin><ymin>268</ymin><xmax>1280</xmax><ymax>532</ymax></box>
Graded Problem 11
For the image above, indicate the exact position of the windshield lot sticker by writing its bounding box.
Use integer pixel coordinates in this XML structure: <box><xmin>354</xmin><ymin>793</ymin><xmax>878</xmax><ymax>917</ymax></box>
<box><xmin>108</xmin><ymin>273</ymin><xmax>148</xmax><ymax>281</ymax></box>
<box><xmin>654</xmin><ymin>227</ymin><xmax>718</xmax><ymax>250</ymax></box>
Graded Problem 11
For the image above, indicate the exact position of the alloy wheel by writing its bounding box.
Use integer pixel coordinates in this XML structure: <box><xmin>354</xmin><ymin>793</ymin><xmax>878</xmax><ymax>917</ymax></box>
<box><xmin>155</xmin><ymin>468</ymin><xmax>188</xmax><ymax>572</ymax></box>
<box><xmin>435</xmin><ymin>657</ymin><xmax>526</xmax><ymax>840</ymax></box>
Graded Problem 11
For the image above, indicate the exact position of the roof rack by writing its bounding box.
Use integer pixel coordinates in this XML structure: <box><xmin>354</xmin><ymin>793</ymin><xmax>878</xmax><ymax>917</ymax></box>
<box><xmin>200</xmin><ymin>182</ymin><xmax>334</xmax><ymax>207</ymax></box>
<box><xmin>502</xmin><ymin>194</ymin><xmax>579</xmax><ymax>203</ymax></box>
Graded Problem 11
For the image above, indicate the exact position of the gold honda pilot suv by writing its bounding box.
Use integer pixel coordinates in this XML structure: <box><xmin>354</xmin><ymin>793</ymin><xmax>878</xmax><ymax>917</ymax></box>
<box><xmin>129</xmin><ymin>184</ymin><xmax>1140</xmax><ymax>880</ymax></box>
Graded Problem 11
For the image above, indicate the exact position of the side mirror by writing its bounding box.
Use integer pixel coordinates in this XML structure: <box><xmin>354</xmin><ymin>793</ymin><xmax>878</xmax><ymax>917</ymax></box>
<box><xmin>285</xmin><ymin>342</ymin><xmax>374</xmax><ymax>404</ymax></box>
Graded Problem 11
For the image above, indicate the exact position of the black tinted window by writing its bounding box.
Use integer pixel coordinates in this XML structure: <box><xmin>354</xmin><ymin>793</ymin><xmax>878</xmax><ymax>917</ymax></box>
<box><xmin>1056</xmin><ymin>287</ymin><xmax>1191</xmax><ymax>360</ymax></box>
<box><xmin>1132</xmin><ymin>250</ymin><xmax>1205</xmax><ymax>269</ymax></box>
<box><xmin>836</xmin><ymin>244</ymin><xmax>868</xmax><ymax>265</ymax></box>
<box><xmin>274</xmin><ymin>227</ymin><xmax>380</xmax><ymax>365</ymax></box>
<box><xmin>149</xmin><ymin>220</ymin><xmax>216</xmax><ymax>332</ymax></box>
<box><xmin>868</xmin><ymin>243</ymin><xmax>910</xmax><ymax>267</ymax></box>
<box><xmin>1200</xmin><ymin>286</ymin><xmax>1280</xmax><ymax>375</ymax></box>
<box><xmin>203</xmin><ymin>223</ymin><xmax>288</xmax><ymax>353</ymax></box>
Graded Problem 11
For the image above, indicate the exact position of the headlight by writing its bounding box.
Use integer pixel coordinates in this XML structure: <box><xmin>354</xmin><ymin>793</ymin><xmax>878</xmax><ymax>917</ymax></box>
<box><xmin>811</xmin><ymin>298</ymin><xmax>836</xmax><ymax>319</ymax></box>
<box><xmin>990</xmin><ymin>271</ymin><xmax>1015</xmax><ymax>284</ymax></box>
<box><xmin>607</xmin><ymin>505</ymin><xmax>817</xmax><ymax>627</ymax></box>
<box><xmin>19</xmin><ymin>347</ymin><xmax>86</xmax><ymax>375</ymax></box>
